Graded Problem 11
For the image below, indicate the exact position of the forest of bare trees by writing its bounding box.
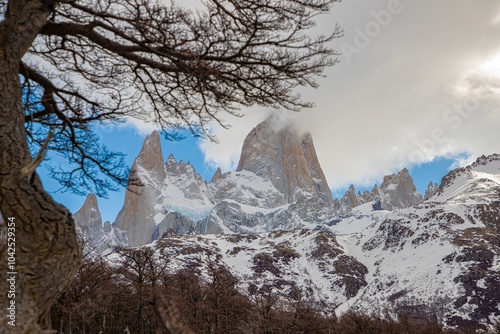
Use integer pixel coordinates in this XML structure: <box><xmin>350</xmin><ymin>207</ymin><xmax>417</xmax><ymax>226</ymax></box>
<box><xmin>48</xmin><ymin>247</ymin><xmax>498</xmax><ymax>334</ymax></box>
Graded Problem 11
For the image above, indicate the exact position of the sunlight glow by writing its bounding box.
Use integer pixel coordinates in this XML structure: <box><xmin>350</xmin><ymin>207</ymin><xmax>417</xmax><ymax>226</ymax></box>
<box><xmin>454</xmin><ymin>51</ymin><xmax>500</xmax><ymax>97</ymax></box>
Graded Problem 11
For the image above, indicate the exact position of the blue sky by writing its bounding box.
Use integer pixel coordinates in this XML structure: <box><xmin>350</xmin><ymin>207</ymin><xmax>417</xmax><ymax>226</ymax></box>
<box><xmin>39</xmin><ymin>127</ymin><xmax>214</xmax><ymax>223</ymax></box>
<box><xmin>39</xmin><ymin>125</ymin><xmax>462</xmax><ymax>223</ymax></box>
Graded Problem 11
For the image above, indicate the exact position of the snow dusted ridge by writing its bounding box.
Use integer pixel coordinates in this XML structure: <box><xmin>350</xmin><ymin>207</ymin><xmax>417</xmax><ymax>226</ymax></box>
<box><xmin>100</xmin><ymin>154</ymin><xmax>500</xmax><ymax>330</ymax></box>
<box><xmin>334</xmin><ymin>168</ymin><xmax>424</xmax><ymax>215</ymax></box>
<box><xmin>336</xmin><ymin>154</ymin><xmax>500</xmax><ymax>329</ymax></box>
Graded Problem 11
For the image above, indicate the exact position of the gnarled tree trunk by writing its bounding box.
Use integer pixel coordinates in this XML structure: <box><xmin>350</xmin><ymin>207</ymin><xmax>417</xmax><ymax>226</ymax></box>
<box><xmin>0</xmin><ymin>1</ymin><xmax>81</xmax><ymax>332</ymax></box>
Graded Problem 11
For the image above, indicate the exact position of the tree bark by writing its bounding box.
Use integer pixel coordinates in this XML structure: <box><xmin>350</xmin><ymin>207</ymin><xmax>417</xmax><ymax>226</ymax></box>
<box><xmin>0</xmin><ymin>1</ymin><xmax>81</xmax><ymax>332</ymax></box>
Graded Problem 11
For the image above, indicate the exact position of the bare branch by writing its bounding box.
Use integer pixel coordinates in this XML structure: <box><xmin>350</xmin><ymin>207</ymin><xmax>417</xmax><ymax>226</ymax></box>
<box><xmin>19</xmin><ymin>0</ymin><xmax>340</xmax><ymax>194</ymax></box>
<box><xmin>20</xmin><ymin>131</ymin><xmax>53</xmax><ymax>180</ymax></box>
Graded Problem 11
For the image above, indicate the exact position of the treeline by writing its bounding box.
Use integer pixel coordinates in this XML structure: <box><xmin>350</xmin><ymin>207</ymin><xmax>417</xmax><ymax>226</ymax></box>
<box><xmin>48</xmin><ymin>246</ymin><xmax>497</xmax><ymax>334</ymax></box>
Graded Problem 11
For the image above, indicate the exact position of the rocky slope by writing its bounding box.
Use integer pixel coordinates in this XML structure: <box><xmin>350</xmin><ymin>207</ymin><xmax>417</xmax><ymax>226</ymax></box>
<box><xmin>104</xmin><ymin>153</ymin><xmax>500</xmax><ymax>330</ymax></box>
<box><xmin>150</xmin><ymin>228</ymin><xmax>369</xmax><ymax>309</ymax></box>
<box><xmin>343</xmin><ymin>154</ymin><xmax>500</xmax><ymax>329</ymax></box>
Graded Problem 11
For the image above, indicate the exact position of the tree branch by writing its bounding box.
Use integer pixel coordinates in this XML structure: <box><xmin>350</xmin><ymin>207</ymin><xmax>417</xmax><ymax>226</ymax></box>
<box><xmin>20</xmin><ymin>130</ymin><xmax>53</xmax><ymax>180</ymax></box>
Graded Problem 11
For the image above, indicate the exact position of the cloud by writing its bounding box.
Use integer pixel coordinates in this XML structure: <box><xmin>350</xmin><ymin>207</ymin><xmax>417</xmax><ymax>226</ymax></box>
<box><xmin>194</xmin><ymin>0</ymin><xmax>500</xmax><ymax>192</ymax></box>
<box><xmin>120</xmin><ymin>117</ymin><xmax>160</xmax><ymax>136</ymax></box>
<box><xmin>198</xmin><ymin>108</ymin><xmax>272</xmax><ymax>172</ymax></box>
<box><xmin>454</xmin><ymin>50</ymin><xmax>500</xmax><ymax>99</ymax></box>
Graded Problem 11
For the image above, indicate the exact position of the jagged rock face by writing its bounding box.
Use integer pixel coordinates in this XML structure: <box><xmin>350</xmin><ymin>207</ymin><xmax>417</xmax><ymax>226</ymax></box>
<box><xmin>74</xmin><ymin>193</ymin><xmax>102</xmax><ymax>231</ymax></box>
<box><xmin>378</xmin><ymin>168</ymin><xmax>423</xmax><ymax>210</ymax></box>
<box><xmin>74</xmin><ymin>194</ymin><xmax>128</xmax><ymax>254</ymax></box>
<box><xmin>344</xmin><ymin>185</ymin><xmax>363</xmax><ymax>208</ymax></box>
<box><xmin>336</xmin><ymin>169</ymin><xmax>423</xmax><ymax>214</ymax></box>
<box><xmin>114</xmin><ymin>134</ymin><xmax>214</xmax><ymax>245</ymax></box>
<box><xmin>114</xmin><ymin>131</ymin><xmax>166</xmax><ymax>246</ymax></box>
<box><xmin>164</xmin><ymin>154</ymin><xmax>213</xmax><ymax>205</ymax></box>
<box><xmin>199</xmin><ymin>117</ymin><xmax>337</xmax><ymax>231</ymax></box>
<box><xmin>111</xmin><ymin>118</ymin><xmax>429</xmax><ymax>243</ymax></box>
<box><xmin>236</xmin><ymin>117</ymin><xmax>332</xmax><ymax>208</ymax></box>
<box><xmin>113</xmin><ymin>118</ymin><xmax>338</xmax><ymax>244</ymax></box>
<box><xmin>424</xmin><ymin>181</ymin><xmax>439</xmax><ymax>200</ymax></box>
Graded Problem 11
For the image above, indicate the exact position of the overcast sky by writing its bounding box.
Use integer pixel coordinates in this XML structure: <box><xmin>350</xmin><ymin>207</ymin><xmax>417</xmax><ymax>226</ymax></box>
<box><xmin>195</xmin><ymin>0</ymin><xmax>500</xmax><ymax>192</ymax></box>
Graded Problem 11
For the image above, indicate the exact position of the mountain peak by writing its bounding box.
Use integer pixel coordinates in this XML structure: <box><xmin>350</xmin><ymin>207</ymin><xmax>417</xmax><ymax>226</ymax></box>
<box><xmin>115</xmin><ymin>131</ymin><xmax>166</xmax><ymax>246</ymax></box>
<box><xmin>424</xmin><ymin>181</ymin><xmax>439</xmax><ymax>200</ymax></box>
<box><xmin>73</xmin><ymin>193</ymin><xmax>103</xmax><ymax>233</ymax></box>
<box><xmin>236</xmin><ymin>116</ymin><xmax>332</xmax><ymax>206</ymax></box>
<box><xmin>336</xmin><ymin>169</ymin><xmax>423</xmax><ymax>213</ymax></box>
<box><xmin>398</xmin><ymin>167</ymin><xmax>409</xmax><ymax>175</ymax></box>
<box><xmin>378</xmin><ymin>168</ymin><xmax>422</xmax><ymax>210</ymax></box>
<box><xmin>74</xmin><ymin>195</ymin><xmax>128</xmax><ymax>253</ymax></box>
<box><xmin>211</xmin><ymin>167</ymin><xmax>223</xmax><ymax>182</ymax></box>
<box><xmin>83</xmin><ymin>192</ymin><xmax>98</xmax><ymax>209</ymax></box>
<box><xmin>134</xmin><ymin>130</ymin><xmax>166</xmax><ymax>181</ymax></box>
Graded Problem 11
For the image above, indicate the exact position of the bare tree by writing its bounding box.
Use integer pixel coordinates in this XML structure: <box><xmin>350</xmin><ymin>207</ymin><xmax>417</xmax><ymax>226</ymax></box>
<box><xmin>0</xmin><ymin>0</ymin><xmax>341</xmax><ymax>331</ymax></box>
<box><xmin>114</xmin><ymin>246</ymin><xmax>172</xmax><ymax>333</ymax></box>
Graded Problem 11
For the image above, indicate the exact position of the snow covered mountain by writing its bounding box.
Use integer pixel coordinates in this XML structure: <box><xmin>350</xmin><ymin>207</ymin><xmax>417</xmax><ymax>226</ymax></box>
<box><xmin>107</xmin><ymin>153</ymin><xmax>500</xmax><ymax>330</ymax></box>
<box><xmin>109</xmin><ymin>116</ymin><xmax>430</xmax><ymax>245</ymax></box>
<box><xmin>75</xmin><ymin>116</ymin><xmax>499</xmax><ymax>329</ymax></box>
<box><xmin>342</xmin><ymin>154</ymin><xmax>500</xmax><ymax>329</ymax></box>
<box><xmin>112</xmin><ymin>117</ymin><xmax>340</xmax><ymax>245</ymax></box>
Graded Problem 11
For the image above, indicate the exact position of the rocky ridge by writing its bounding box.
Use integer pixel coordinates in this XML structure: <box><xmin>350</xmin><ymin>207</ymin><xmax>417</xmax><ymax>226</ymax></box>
<box><xmin>112</xmin><ymin>117</ymin><xmax>340</xmax><ymax>244</ymax></box>
<box><xmin>334</xmin><ymin>168</ymin><xmax>424</xmax><ymax>215</ymax></box>
<box><xmin>108</xmin><ymin>117</ymin><xmax>428</xmax><ymax>245</ymax></box>
<box><xmin>76</xmin><ymin>119</ymin><xmax>440</xmax><ymax>245</ymax></box>
<box><xmin>108</xmin><ymin>154</ymin><xmax>500</xmax><ymax>330</ymax></box>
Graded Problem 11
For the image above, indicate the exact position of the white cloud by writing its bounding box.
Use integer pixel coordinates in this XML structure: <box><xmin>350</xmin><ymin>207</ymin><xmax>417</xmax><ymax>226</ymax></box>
<box><xmin>194</xmin><ymin>0</ymin><xmax>500</xmax><ymax>192</ymax></box>
<box><xmin>198</xmin><ymin>108</ymin><xmax>272</xmax><ymax>172</ymax></box>
<box><xmin>120</xmin><ymin>117</ymin><xmax>160</xmax><ymax>136</ymax></box>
